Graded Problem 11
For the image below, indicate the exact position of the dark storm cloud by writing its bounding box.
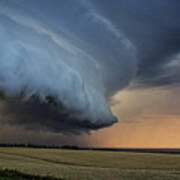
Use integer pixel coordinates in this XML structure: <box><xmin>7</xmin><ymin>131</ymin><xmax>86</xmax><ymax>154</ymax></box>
<box><xmin>0</xmin><ymin>0</ymin><xmax>179</xmax><ymax>134</ymax></box>
<box><xmin>91</xmin><ymin>0</ymin><xmax>180</xmax><ymax>87</ymax></box>
<box><xmin>0</xmin><ymin>99</ymin><xmax>116</xmax><ymax>134</ymax></box>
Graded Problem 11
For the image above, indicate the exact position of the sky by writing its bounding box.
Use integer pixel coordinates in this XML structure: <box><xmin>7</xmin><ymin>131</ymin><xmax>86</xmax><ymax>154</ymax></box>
<box><xmin>0</xmin><ymin>0</ymin><xmax>180</xmax><ymax>148</ymax></box>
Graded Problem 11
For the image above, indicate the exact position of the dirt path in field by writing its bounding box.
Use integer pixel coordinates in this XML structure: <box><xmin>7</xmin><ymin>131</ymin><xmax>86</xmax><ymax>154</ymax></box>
<box><xmin>0</xmin><ymin>151</ymin><xmax>111</xmax><ymax>169</ymax></box>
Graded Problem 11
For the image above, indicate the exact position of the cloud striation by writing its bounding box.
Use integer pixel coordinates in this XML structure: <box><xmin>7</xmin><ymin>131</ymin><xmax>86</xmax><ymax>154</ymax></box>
<box><xmin>0</xmin><ymin>0</ymin><xmax>179</xmax><ymax>134</ymax></box>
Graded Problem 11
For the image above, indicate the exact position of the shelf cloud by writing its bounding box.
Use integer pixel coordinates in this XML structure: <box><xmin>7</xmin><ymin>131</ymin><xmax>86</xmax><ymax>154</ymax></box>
<box><xmin>0</xmin><ymin>0</ymin><xmax>179</xmax><ymax>134</ymax></box>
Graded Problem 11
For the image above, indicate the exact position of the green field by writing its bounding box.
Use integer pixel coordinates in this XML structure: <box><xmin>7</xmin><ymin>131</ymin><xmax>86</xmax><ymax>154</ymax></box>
<box><xmin>0</xmin><ymin>147</ymin><xmax>180</xmax><ymax>180</ymax></box>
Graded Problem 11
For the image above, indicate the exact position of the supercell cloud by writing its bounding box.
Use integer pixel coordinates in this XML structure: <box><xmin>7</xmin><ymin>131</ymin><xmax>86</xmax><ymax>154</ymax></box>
<box><xmin>0</xmin><ymin>0</ymin><xmax>179</xmax><ymax>134</ymax></box>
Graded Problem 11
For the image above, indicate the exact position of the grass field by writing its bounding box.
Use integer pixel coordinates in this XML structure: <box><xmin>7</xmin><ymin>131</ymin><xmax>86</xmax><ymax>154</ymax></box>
<box><xmin>0</xmin><ymin>147</ymin><xmax>180</xmax><ymax>180</ymax></box>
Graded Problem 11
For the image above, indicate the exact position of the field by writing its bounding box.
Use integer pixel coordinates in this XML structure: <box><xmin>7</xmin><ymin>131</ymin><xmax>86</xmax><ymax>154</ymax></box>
<box><xmin>0</xmin><ymin>148</ymin><xmax>180</xmax><ymax>180</ymax></box>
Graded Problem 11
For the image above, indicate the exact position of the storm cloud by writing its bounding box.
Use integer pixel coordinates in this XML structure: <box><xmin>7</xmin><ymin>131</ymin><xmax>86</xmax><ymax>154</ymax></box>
<box><xmin>0</xmin><ymin>0</ymin><xmax>179</xmax><ymax>134</ymax></box>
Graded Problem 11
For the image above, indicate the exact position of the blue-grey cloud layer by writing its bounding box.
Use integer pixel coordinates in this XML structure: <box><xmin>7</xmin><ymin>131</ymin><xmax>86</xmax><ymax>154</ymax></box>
<box><xmin>0</xmin><ymin>0</ymin><xmax>179</xmax><ymax>133</ymax></box>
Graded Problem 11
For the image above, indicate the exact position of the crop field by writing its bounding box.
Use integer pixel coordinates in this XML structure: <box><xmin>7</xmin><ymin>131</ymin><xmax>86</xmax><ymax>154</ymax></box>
<box><xmin>0</xmin><ymin>147</ymin><xmax>180</xmax><ymax>180</ymax></box>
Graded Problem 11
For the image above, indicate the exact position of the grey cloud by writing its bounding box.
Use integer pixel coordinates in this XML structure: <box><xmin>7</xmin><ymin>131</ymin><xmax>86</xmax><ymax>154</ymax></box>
<box><xmin>90</xmin><ymin>0</ymin><xmax>180</xmax><ymax>88</ymax></box>
<box><xmin>0</xmin><ymin>1</ymin><xmax>123</xmax><ymax>133</ymax></box>
<box><xmin>0</xmin><ymin>0</ymin><xmax>179</xmax><ymax>134</ymax></box>
<box><xmin>0</xmin><ymin>99</ymin><xmax>116</xmax><ymax>134</ymax></box>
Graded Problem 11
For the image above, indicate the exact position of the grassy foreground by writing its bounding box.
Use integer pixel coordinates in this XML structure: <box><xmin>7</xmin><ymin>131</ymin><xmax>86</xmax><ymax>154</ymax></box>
<box><xmin>0</xmin><ymin>148</ymin><xmax>180</xmax><ymax>180</ymax></box>
<box><xmin>0</xmin><ymin>169</ymin><xmax>61</xmax><ymax>180</ymax></box>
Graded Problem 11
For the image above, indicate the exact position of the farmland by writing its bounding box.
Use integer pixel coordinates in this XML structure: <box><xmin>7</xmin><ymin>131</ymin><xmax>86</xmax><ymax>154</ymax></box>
<box><xmin>0</xmin><ymin>147</ymin><xmax>180</xmax><ymax>180</ymax></box>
